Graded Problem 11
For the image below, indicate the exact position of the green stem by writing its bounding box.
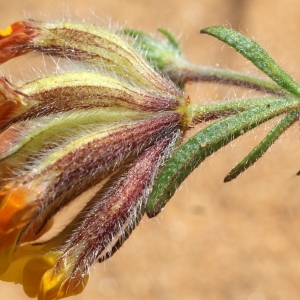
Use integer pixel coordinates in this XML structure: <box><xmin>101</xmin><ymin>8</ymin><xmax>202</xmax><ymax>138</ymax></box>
<box><xmin>167</xmin><ymin>59</ymin><xmax>286</xmax><ymax>96</ymax></box>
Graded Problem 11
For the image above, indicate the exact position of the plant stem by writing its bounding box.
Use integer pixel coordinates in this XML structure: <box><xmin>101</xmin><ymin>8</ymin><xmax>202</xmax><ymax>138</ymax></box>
<box><xmin>165</xmin><ymin>59</ymin><xmax>286</xmax><ymax>96</ymax></box>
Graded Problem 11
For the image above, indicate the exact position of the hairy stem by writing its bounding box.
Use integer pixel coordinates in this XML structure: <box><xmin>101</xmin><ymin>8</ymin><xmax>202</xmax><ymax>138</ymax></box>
<box><xmin>166</xmin><ymin>60</ymin><xmax>286</xmax><ymax>96</ymax></box>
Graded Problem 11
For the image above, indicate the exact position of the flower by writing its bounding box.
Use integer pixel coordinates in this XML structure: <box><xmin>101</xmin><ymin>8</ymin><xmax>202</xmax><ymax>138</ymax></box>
<box><xmin>0</xmin><ymin>19</ymin><xmax>188</xmax><ymax>299</ymax></box>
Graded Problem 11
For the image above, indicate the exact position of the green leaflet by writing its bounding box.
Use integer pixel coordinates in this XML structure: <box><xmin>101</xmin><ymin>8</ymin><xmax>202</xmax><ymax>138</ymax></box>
<box><xmin>187</xmin><ymin>96</ymin><xmax>284</xmax><ymax>124</ymax></box>
<box><xmin>122</xmin><ymin>28</ymin><xmax>181</xmax><ymax>52</ymax></box>
<box><xmin>224</xmin><ymin>110</ymin><xmax>300</xmax><ymax>182</ymax></box>
<box><xmin>201</xmin><ymin>26</ymin><xmax>300</xmax><ymax>98</ymax></box>
<box><xmin>122</xmin><ymin>28</ymin><xmax>183</xmax><ymax>70</ymax></box>
<box><xmin>122</xmin><ymin>29</ymin><xmax>154</xmax><ymax>45</ymax></box>
<box><xmin>146</xmin><ymin>98</ymin><xmax>299</xmax><ymax>217</ymax></box>
<box><xmin>157</xmin><ymin>28</ymin><xmax>181</xmax><ymax>51</ymax></box>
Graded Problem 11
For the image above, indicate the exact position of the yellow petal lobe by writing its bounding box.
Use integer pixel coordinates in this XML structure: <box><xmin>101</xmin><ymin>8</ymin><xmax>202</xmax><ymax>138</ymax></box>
<box><xmin>23</xmin><ymin>251</ymin><xmax>62</xmax><ymax>298</ymax></box>
<box><xmin>0</xmin><ymin>244</ymin><xmax>43</xmax><ymax>283</ymax></box>
<box><xmin>0</xmin><ymin>25</ymin><xmax>13</xmax><ymax>37</ymax></box>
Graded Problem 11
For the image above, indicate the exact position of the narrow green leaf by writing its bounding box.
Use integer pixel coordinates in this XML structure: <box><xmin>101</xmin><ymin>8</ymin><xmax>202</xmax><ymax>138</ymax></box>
<box><xmin>121</xmin><ymin>29</ymin><xmax>153</xmax><ymax>44</ymax></box>
<box><xmin>157</xmin><ymin>28</ymin><xmax>181</xmax><ymax>51</ymax></box>
<box><xmin>188</xmin><ymin>96</ymin><xmax>284</xmax><ymax>124</ymax></box>
<box><xmin>147</xmin><ymin>98</ymin><xmax>299</xmax><ymax>217</ymax></box>
<box><xmin>224</xmin><ymin>110</ymin><xmax>299</xmax><ymax>182</ymax></box>
<box><xmin>122</xmin><ymin>28</ymin><xmax>183</xmax><ymax>70</ymax></box>
<box><xmin>123</xmin><ymin>28</ymin><xmax>181</xmax><ymax>52</ymax></box>
<box><xmin>201</xmin><ymin>26</ymin><xmax>300</xmax><ymax>98</ymax></box>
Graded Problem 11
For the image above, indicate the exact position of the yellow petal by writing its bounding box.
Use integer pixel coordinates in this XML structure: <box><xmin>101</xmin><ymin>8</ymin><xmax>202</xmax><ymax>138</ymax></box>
<box><xmin>19</xmin><ymin>249</ymin><xmax>89</xmax><ymax>300</ymax></box>
<box><xmin>23</xmin><ymin>251</ymin><xmax>62</xmax><ymax>298</ymax></box>
<box><xmin>54</xmin><ymin>273</ymin><xmax>89</xmax><ymax>300</ymax></box>
<box><xmin>0</xmin><ymin>25</ymin><xmax>13</xmax><ymax>37</ymax></box>
<box><xmin>0</xmin><ymin>244</ymin><xmax>44</xmax><ymax>282</ymax></box>
<box><xmin>40</xmin><ymin>265</ymin><xmax>89</xmax><ymax>300</ymax></box>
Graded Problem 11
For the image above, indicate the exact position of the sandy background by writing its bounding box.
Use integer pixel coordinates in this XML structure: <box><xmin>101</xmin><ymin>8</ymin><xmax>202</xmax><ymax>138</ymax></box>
<box><xmin>1</xmin><ymin>0</ymin><xmax>300</xmax><ymax>299</ymax></box>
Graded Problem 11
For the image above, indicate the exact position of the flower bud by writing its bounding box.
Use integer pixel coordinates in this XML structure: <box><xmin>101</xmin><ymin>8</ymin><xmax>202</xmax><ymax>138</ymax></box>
<box><xmin>17</xmin><ymin>71</ymin><xmax>179</xmax><ymax>113</ymax></box>
<box><xmin>0</xmin><ymin>21</ymin><xmax>183</xmax><ymax>100</ymax></box>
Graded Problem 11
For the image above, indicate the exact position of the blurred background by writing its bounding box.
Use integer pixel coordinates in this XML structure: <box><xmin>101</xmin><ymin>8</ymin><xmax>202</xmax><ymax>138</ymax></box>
<box><xmin>1</xmin><ymin>0</ymin><xmax>300</xmax><ymax>299</ymax></box>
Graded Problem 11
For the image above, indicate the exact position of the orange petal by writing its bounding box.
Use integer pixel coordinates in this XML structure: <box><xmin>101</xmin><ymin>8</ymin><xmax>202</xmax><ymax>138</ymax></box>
<box><xmin>0</xmin><ymin>22</ymin><xmax>33</xmax><ymax>39</ymax></box>
<box><xmin>0</xmin><ymin>184</ymin><xmax>36</xmax><ymax>234</ymax></box>
<box><xmin>0</xmin><ymin>21</ymin><xmax>38</xmax><ymax>63</ymax></box>
<box><xmin>0</xmin><ymin>228</ymin><xmax>23</xmax><ymax>274</ymax></box>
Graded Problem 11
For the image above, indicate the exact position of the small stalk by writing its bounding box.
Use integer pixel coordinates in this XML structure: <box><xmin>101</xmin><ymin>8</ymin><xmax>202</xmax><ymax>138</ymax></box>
<box><xmin>167</xmin><ymin>59</ymin><xmax>286</xmax><ymax>96</ymax></box>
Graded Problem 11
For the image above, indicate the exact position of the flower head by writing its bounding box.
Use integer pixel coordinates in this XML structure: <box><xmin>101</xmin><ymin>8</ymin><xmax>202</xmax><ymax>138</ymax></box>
<box><xmin>0</xmin><ymin>18</ymin><xmax>188</xmax><ymax>299</ymax></box>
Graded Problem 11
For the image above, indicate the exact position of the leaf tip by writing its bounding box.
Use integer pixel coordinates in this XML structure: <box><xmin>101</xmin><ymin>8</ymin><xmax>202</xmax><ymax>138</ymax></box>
<box><xmin>223</xmin><ymin>175</ymin><xmax>232</xmax><ymax>183</ymax></box>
